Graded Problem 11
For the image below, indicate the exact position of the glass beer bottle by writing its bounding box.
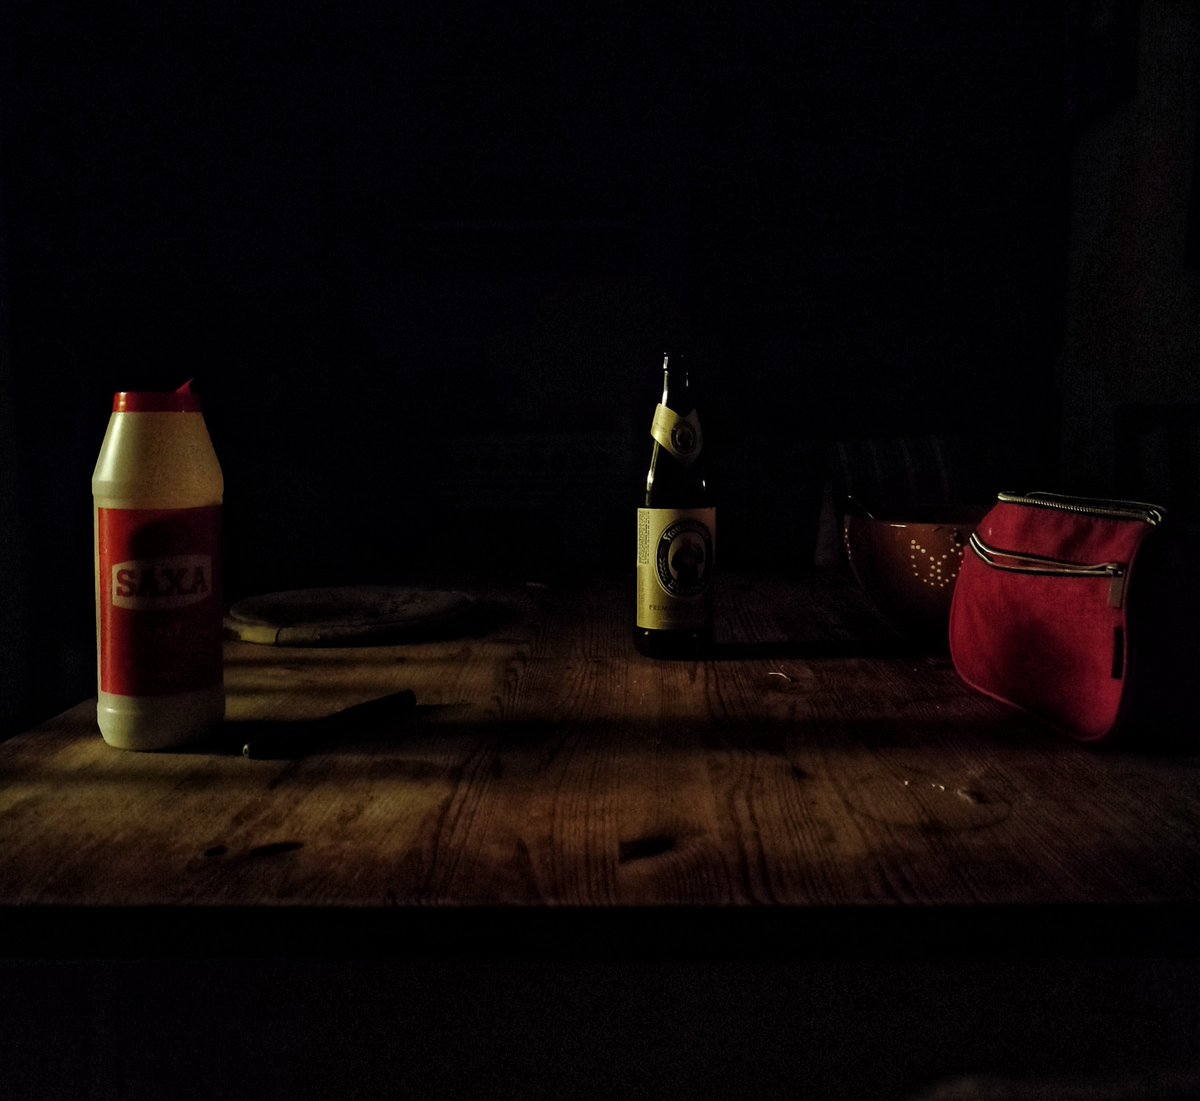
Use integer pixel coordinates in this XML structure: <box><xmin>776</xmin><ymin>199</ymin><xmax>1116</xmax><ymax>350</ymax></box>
<box><xmin>634</xmin><ymin>352</ymin><xmax>716</xmax><ymax>657</ymax></box>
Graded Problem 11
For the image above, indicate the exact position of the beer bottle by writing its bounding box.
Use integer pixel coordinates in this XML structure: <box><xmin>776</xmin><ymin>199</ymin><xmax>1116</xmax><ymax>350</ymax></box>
<box><xmin>634</xmin><ymin>352</ymin><xmax>716</xmax><ymax>657</ymax></box>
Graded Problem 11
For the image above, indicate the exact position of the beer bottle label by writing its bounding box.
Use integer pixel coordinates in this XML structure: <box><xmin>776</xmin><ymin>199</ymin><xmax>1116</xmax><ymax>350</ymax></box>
<box><xmin>97</xmin><ymin>506</ymin><xmax>223</xmax><ymax>696</ymax></box>
<box><xmin>636</xmin><ymin>507</ymin><xmax>716</xmax><ymax>630</ymax></box>
<box><xmin>650</xmin><ymin>404</ymin><xmax>703</xmax><ymax>467</ymax></box>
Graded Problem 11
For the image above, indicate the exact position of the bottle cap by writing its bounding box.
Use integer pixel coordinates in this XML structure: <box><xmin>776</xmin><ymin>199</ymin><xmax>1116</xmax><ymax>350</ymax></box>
<box><xmin>113</xmin><ymin>380</ymin><xmax>203</xmax><ymax>413</ymax></box>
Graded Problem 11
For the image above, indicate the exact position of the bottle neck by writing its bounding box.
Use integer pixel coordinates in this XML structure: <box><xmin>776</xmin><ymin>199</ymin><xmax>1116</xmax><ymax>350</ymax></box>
<box><xmin>660</xmin><ymin>356</ymin><xmax>693</xmax><ymax>414</ymax></box>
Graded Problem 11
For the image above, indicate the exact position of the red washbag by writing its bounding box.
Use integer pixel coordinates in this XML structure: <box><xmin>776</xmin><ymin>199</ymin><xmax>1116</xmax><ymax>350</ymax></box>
<box><xmin>950</xmin><ymin>491</ymin><xmax>1197</xmax><ymax>744</ymax></box>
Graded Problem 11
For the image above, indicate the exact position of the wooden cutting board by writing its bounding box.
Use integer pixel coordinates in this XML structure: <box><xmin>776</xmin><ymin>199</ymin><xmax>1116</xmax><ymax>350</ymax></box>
<box><xmin>223</xmin><ymin>586</ymin><xmax>479</xmax><ymax>645</ymax></box>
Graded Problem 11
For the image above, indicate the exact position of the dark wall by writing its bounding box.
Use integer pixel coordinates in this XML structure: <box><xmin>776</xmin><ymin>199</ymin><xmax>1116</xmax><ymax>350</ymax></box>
<box><xmin>1</xmin><ymin>2</ymin><xmax>1070</xmax><ymax>728</ymax></box>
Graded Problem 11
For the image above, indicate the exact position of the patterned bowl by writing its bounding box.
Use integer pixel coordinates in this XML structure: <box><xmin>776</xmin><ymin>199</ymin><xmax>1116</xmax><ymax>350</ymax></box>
<box><xmin>842</xmin><ymin>504</ymin><xmax>990</xmax><ymax>642</ymax></box>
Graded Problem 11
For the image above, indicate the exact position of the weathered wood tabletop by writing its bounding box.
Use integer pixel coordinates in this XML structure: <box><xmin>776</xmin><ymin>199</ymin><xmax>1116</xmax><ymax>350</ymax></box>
<box><xmin>2</xmin><ymin>571</ymin><xmax>1198</xmax><ymax>955</ymax></box>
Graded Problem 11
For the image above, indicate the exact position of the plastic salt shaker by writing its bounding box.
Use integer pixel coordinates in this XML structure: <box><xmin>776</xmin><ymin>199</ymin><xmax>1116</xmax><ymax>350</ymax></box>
<box><xmin>92</xmin><ymin>380</ymin><xmax>225</xmax><ymax>749</ymax></box>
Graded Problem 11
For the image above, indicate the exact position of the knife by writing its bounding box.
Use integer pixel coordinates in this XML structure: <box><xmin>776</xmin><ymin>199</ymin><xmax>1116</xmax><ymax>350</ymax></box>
<box><xmin>241</xmin><ymin>689</ymin><xmax>417</xmax><ymax>759</ymax></box>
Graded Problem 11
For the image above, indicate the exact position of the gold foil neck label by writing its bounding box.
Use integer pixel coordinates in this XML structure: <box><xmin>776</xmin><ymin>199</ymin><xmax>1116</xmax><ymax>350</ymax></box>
<box><xmin>650</xmin><ymin>404</ymin><xmax>703</xmax><ymax>466</ymax></box>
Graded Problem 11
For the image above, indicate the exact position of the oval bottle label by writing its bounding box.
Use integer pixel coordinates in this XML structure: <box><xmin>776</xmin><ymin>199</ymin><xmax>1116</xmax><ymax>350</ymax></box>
<box><xmin>650</xmin><ymin>404</ymin><xmax>703</xmax><ymax>467</ymax></box>
<box><xmin>636</xmin><ymin>507</ymin><xmax>716</xmax><ymax>630</ymax></box>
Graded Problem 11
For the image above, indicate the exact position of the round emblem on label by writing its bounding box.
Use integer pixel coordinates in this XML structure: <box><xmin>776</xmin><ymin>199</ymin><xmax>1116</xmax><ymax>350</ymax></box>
<box><xmin>656</xmin><ymin>518</ymin><xmax>713</xmax><ymax>598</ymax></box>
<box><xmin>670</xmin><ymin>421</ymin><xmax>698</xmax><ymax>457</ymax></box>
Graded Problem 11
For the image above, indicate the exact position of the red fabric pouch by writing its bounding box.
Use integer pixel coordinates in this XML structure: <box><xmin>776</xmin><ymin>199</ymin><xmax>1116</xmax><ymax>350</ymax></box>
<box><xmin>949</xmin><ymin>491</ymin><xmax>1186</xmax><ymax>743</ymax></box>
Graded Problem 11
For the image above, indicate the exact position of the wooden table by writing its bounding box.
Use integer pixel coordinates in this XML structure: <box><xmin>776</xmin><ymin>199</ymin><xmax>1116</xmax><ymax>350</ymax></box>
<box><xmin>3</xmin><ymin>572</ymin><xmax>1199</xmax><ymax>1099</ymax></box>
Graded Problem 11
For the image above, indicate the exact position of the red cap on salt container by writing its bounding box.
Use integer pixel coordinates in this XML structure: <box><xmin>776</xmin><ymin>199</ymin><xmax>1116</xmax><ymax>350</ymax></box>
<box><xmin>112</xmin><ymin>380</ymin><xmax>204</xmax><ymax>413</ymax></box>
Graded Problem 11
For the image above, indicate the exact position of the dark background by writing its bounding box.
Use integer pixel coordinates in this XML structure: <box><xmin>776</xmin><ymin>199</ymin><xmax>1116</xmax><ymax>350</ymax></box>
<box><xmin>0</xmin><ymin>0</ymin><xmax>1091</xmax><ymax>733</ymax></box>
<box><xmin>2</xmin><ymin>4</ymin><xmax>1199</xmax><ymax>1098</ymax></box>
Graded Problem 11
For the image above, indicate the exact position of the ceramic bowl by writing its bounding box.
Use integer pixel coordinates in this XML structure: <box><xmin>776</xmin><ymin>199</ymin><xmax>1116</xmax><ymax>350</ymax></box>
<box><xmin>842</xmin><ymin>504</ymin><xmax>990</xmax><ymax>641</ymax></box>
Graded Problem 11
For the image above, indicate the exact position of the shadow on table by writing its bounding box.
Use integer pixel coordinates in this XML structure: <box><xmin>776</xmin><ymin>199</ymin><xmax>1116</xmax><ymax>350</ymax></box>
<box><xmin>186</xmin><ymin>694</ymin><xmax>454</xmax><ymax>759</ymax></box>
<box><xmin>708</xmin><ymin>638</ymin><xmax>942</xmax><ymax>661</ymax></box>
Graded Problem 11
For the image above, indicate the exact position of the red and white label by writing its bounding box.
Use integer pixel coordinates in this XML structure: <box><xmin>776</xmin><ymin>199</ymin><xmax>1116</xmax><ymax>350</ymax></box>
<box><xmin>97</xmin><ymin>507</ymin><xmax>223</xmax><ymax>697</ymax></box>
<box><xmin>111</xmin><ymin>554</ymin><xmax>213</xmax><ymax>609</ymax></box>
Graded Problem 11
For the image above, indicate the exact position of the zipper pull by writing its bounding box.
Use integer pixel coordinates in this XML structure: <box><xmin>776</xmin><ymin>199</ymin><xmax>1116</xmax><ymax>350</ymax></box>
<box><xmin>1108</xmin><ymin>570</ymin><xmax>1126</xmax><ymax>609</ymax></box>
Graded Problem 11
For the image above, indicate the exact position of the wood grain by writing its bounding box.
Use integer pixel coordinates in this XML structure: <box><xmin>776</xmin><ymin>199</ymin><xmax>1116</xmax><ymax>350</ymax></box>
<box><xmin>1</xmin><ymin>573</ymin><xmax>1199</xmax><ymax>919</ymax></box>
